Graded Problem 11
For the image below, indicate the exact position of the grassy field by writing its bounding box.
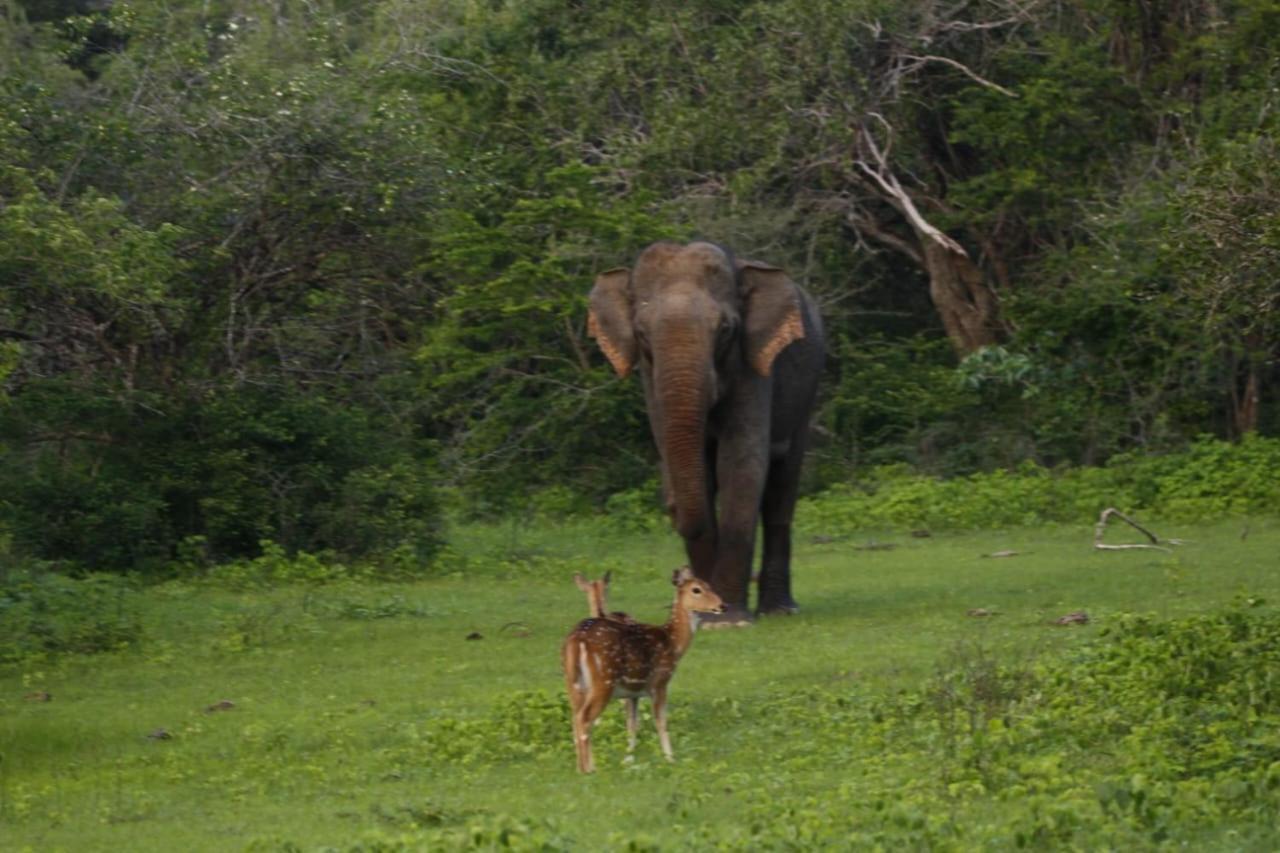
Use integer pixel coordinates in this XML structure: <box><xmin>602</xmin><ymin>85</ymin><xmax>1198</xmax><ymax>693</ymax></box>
<box><xmin>3</xmin><ymin>516</ymin><xmax>1279</xmax><ymax>850</ymax></box>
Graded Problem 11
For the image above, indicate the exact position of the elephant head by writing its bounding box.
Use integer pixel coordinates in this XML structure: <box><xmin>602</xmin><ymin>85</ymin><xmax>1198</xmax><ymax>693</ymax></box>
<box><xmin>587</xmin><ymin>242</ymin><xmax>807</xmax><ymax>550</ymax></box>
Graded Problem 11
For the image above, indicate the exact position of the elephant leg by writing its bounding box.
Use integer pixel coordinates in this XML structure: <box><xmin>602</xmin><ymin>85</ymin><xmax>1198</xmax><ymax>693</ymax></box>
<box><xmin>757</xmin><ymin>440</ymin><xmax>807</xmax><ymax>615</ymax></box>
<box><xmin>701</xmin><ymin>437</ymin><xmax>767</xmax><ymax>624</ymax></box>
<box><xmin>758</xmin><ymin>520</ymin><xmax>797</xmax><ymax>614</ymax></box>
<box><xmin>683</xmin><ymin>531</ymin><xmax>718</xmax><ymax>584</ymax></box>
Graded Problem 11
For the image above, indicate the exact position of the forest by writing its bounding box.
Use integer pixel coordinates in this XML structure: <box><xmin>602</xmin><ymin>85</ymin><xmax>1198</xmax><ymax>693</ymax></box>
<box><xmin>2</xmin><ymin>0</ymin><xmax>1279</xmax><ymax>574</ymax></box>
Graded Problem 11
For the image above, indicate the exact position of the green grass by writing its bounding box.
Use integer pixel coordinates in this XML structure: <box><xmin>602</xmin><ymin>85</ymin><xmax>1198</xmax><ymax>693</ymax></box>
<box><xmin>3</xmin><ymin>516</ymin><xmax>1279</xmax><ymax>850</ymax></box>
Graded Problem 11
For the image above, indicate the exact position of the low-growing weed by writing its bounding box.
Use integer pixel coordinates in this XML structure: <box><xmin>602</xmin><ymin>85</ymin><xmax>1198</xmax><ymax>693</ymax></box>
<box><xmin>925</xmin><ymin>641</ymin><xmax>1037</xmax><ymax>781</ymax></box>
<box><xmin>325</xmin><ymin>594</ymin><xmax>430</xmax><ymax>621</ymax></box>
<box><xmin>414</xmin><ymin>690</ymin><xmax>567</xmax><ymax>766</ymax></box>
<box><xmin>308</xmin><ymin>581</ymin><xmax>434</xmax><ymax>621</ymax></box>
<box><xmin>210</xmin><ymin>600</ymin><xmax>321</xmax><ymax>653</ymax></box>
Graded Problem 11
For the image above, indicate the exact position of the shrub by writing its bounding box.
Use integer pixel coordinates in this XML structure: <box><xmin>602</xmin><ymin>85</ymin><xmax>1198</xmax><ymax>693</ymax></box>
<box><xmin>0</xmin><ymin>567</ymin><xmax>142</xmax><ymax>664</ymax></box>
<box><xmin>602</xmin><ymin>480</ymin><xmax>666</xmax><ymax>533</ymax></box>
<box><xmin>0</xmin><ymin>383</ymin><xmax>445</xmax><ymax>575</ymax></box>
<box><xmin>799</xmin><ymin>435</ymin><xmax>1280</xmax><ymax>534</ymax></box>
<box><xmin>203</xmin><ymin>541</ymin><xmax>354</xmax><ymax>591</ymax></box>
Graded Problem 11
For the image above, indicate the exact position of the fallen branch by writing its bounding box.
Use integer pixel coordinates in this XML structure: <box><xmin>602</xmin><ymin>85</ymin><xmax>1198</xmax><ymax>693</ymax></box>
<box><xmin>1093</xmin><ymin>507</ymin><xmax>1188</xmax><ymax>552</ymax></box>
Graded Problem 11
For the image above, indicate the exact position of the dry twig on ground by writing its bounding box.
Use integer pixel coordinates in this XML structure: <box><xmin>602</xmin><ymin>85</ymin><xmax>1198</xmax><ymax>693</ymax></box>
<box><xmin>1093</xmin><ymin>507</ymin><xmax>1188</xmax><ymax>552</ymax></box>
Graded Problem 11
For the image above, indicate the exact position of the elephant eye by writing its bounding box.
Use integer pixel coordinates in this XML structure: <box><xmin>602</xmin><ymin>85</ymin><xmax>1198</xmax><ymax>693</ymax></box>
<box><xmin>715</xmin><ymin>320</ymin><xmax>736</xmax><ymax>355</ymax></box>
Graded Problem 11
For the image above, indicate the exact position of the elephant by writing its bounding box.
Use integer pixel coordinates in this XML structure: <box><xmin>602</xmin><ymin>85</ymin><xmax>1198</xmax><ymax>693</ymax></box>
<box><xmin>588</xmin><ymin>241</ymin><xmax>824</xmax><ymax>625</ymax></box>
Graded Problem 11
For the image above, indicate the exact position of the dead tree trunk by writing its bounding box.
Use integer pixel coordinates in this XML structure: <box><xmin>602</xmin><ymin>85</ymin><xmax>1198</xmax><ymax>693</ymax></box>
<box><xmin>853</xmin><ymin>121</ymin><xmax>1002</xmax><ymax>356</ymax></box>
<box><xmin>922</xmin><ymin>241</ymin><xmax>1000</xmax><ymax>355</ymax></box>
<box><xmin>1230</xmin><ymin>336</ymin><xmax>1262</xmax><ymax>437</ymax></box>
<box><xmin>1233</xmin><ymin>365</ymin><xmax>1260</xmax><ymax>436</ymax></box>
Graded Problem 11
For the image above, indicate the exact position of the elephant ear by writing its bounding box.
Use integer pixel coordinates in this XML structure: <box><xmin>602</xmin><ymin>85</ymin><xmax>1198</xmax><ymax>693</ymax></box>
<box><xmin>587</xmin><ymin>267</ymin><xmax>636</xmax><ymax>377</ymax></box>
<box><xmin>738</xmin><ymin>260</ymin><xmax>806</xmax><ymax>377</ymax></box>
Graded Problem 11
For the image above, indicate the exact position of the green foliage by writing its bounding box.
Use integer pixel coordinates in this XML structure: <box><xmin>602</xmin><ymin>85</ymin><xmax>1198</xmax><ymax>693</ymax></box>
<box><xmin>0</xmin><ymin>568</ymin><xmax>141</xmax><ymax>664</ymax></box>
<box><xmin>818</xmin><ymin>334</ymin><xmax>981</xmax><ymax>475</ymax></box>
<box><xmin>948</xmin><ymin>32</ymin><xmax>1146</xmax><ymax>239</ymax></box>
<box><xmin>415</xmin><ymin>690</ymin><xmax>567</xmax><ymax>766</ymax></box>
<box><xmin>419</xmin><ymin>163</ymin><xmax>674</xmax><ymax>506</ymax></box>
<box><xmin>202</xmin><ymin>541</ymin><xmax>354</xmax><ymax>591</ymax></box>
<box><xmin>0</xmin><ymin>384</ymin><xmax>444</xmax><ymax>574</ymax></box>
<box><xmin>802</xmin><ymin>435</ymin><xmax>1280</xmax><ymax>533</ymax></box>
<box><xmin>602</xmin><ymin>480</ymin><xmax>667</xmax><ymax>533</ymax></box>
<box><xmin>0</xmin><ymin>1</ymin><xmax>451</xmax><ymax>573</ymax></box>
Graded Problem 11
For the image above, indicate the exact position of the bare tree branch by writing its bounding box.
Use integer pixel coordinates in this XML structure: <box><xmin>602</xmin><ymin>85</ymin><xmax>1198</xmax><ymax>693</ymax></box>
<box><xmin>847</xmin><ymin>212</ymin><xmax>924</xmax><ymax>265</ymax></box>
<box><xmin>854</xmin><ymin>121</ymin><xmax>970</xmax><ymax>258</ymax></box>
<box><xmin>901</xmin><ymin>54</ymin><xmax>1019</xmax><ymax>98</ymax></box>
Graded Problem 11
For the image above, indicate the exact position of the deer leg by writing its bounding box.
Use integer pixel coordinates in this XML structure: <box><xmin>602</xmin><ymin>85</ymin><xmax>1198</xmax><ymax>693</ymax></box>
<box><xmin>624</xmin><ymin>697</ymin><xmax>639</xmax><ymax>760</ymax></box>
<box><xmin>573</xmin><ymin>705</ymin><xmax>595</xmax><ymax>773</ymax></box>
<box><xmin>567</xmin><ymin>679</ymin><xmax>590</xmax><ymax>772</ymax></box>
<box><xmin>575</xmin><ymin>690</ymin><xmax>611</xmax><ymax>774</ymax></box>
<box><xmin>652</xmin><ymin>686</ymin><xmax>674</xmax><ymax>762</ymax></box>
<box><xmin>565</xmin><ymin>643</ymin><xmax>587</xmax><ymax>772</ymax></box>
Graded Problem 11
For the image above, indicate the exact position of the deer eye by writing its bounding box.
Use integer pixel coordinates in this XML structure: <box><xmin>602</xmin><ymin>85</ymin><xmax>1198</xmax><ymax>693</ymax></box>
<box><xmin>692</xmin><ymin>586</ymin><xmax>702</xmax><ymax>594</ymax></box>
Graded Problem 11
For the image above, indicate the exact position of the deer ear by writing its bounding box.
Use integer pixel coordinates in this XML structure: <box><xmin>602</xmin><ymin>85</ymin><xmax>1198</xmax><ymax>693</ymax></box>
<box><xmin>574</xmin><ymin>573</ymin><xmax>590</xmax><ymax>591</ymax></box>
<box><xmin>738</xmin><ymin>260</ymin><xmax>806</xmax><ymax>377</ymax></box>
<box><xmin>587</xmin><ymin>268</ymin><xmax>635</xmax><ymax>377</ymax></box>
<box><xmin>673</xmin><ymin>566</ymin><xmax>694</xmax><ymax>585</ymax></box>
<box><xmin>602</xmin><ymin>570</ymin><xmax>612</xmax><ymax>585</ymax></box>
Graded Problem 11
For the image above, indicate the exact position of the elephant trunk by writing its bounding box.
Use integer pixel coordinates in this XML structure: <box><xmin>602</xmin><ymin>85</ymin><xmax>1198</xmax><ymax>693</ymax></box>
<box><xmin>653</xmin><ymin>336</ymin><xmax>714</xmax><ymax>545</ymax></box>
<box><xmin>662</xmin><ymin>394</ymin><xmax>710</xmax><ymax>542</ymax></box>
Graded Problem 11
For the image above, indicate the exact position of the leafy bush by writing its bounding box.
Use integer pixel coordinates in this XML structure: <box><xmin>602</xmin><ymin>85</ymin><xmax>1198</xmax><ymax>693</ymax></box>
<box><xmin>0</xmin><ymin>384</ymin><xmax>445</xmax><ymax>575</ymax></box>
<box><xmin>0</xmin><ymin>568</ymin><xmax>142</xmax><ymax>664</ymax></box>
<box><xmin>800</xmin><ymin>435</ymin><xmax>1280</xmax><ymax>534</ymax></box>
<box><xmin>602</xmin><ymin>480</ymin><xmax>666</xmax><ymax>533</ymax></box>
<box><xmin>202</xmin><ymin>541</ymin><xmax>355</xmax><ymax>591</ymax></box>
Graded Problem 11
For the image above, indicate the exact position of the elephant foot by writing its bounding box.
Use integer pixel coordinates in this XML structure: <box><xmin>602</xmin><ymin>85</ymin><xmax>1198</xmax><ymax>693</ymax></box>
<box><xmin>699</xmin><ymin>605</ymin><xmax>754</xmax><ymax>629</ymax></box>
<box><xmin>757</xmin><ymin>597</ymin><xmax>800</xmax><ymax>616</ymax></box>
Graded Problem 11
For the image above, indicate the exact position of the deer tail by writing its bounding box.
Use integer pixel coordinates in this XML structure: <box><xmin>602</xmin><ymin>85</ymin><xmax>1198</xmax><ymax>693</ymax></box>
<box><xmin>562</xmin><ymin>634</ymin><xmax>593</xmax><ymax>695</ymax></box>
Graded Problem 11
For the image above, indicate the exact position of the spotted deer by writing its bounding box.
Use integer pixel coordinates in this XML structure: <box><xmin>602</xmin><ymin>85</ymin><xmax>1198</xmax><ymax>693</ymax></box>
<box><xmin>573</xmin><ymin>571</ymin><xmax>634</xmax><ymax>623</ymax></box>
<box><xmin>562</xmin><ymin>567</ymin><xmax>725</xmax><ymax>772</ymax></box>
